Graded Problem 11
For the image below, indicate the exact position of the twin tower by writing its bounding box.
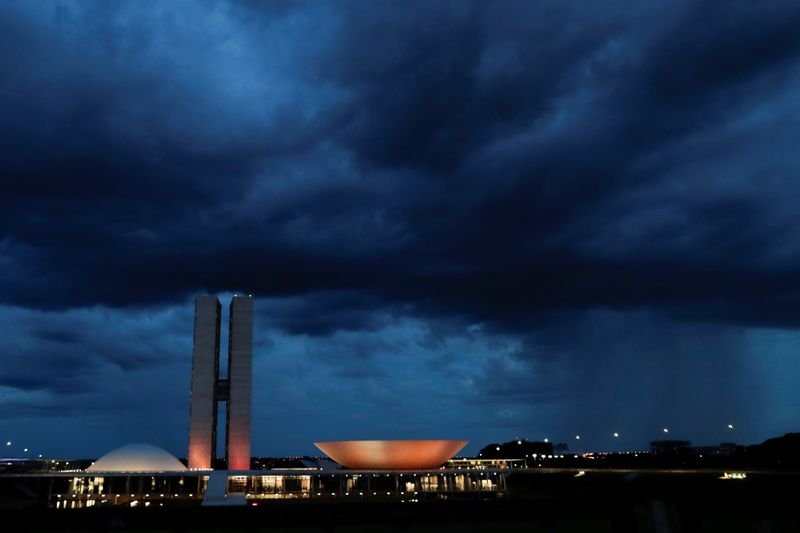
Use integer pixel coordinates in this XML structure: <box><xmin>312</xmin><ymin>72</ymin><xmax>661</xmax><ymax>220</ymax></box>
<box><xmin>187</xmin><ymin>295</ymin><xmax>253</xmax><ymax>470</ymax></box>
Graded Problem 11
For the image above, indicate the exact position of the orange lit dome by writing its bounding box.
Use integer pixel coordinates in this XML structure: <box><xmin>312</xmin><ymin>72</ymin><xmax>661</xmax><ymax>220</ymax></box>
<box><xmin>313</xmin><ymin>439</ymin><xmax>468</xmax><ymax>470</ymax></box>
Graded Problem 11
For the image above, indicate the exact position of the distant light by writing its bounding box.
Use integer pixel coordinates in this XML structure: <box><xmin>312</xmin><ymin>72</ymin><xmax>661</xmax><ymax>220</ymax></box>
<box><xmin>575</xmin><ymin>435</ymin><xmax>581</xmax><ymax>440</ymax></box>
<box><xmin>5</xmin><ymin>442</ymin><xmax>10</xmax><ymax>446</ymax></box>
<box><xmin>496</xmin><ymin>446</ymin><xmax>500</xmax><ymax>451</ymax></box>
<box><xmin>728</xmin><ymin>424</ymin><xmax>734</xmax><ymax>429</ymax></box>
<box><xmin>38</xmin><ymin>454</ymin><xmax>42</xmax><ymax>458</ymax></box>
<box><xmin>23</xmin><ymin>448</ymin><xmax>28</xmax><ymax>452</ymax></box>
<box><xmin>613</xmin><ymin>432</ymin><xmax>619</xmax><ymax>438</ymax></box>
<box><xmin>544</xmin><ymin>438</ymin><xmax>549</xmax><ymax>443</ymax></box>
<box><xmin>721</xmin><ymin>472</ymin><xmax>746</xmax><ymax>480</ymax></box>
<box><xmin>517</xmin><ymin>440</ymin><xmax>522</xmax><ymax>445</ymax></box>
<box><xmin>663</xmin><ymin>428</ymin><xmax>669</xmax><ymax>433</ymax></box>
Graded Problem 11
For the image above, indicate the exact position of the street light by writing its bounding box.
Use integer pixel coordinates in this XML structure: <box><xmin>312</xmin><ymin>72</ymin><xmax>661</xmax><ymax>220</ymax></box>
<box><xmin>663</xmin><ymin>428</ymin><xmax>669</xmax><ymax>434</ymax></box>
<box><xmin>613</xmin><ymin>432</ymin><xmax>619</xmax><ymax>438</ymax></box>
<box><xmin>575</xmin><ymin>435</ymin><xmax>581</xmax><ymax>440</ymax></box>
<box><xmin>727</xmin><ymin>424</ymin><xmax>734</xmax><ymax>430</ymax></box>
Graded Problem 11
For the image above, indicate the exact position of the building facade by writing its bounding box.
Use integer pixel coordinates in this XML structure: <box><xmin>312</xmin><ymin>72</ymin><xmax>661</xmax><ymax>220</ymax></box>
<box><xmin>10</xmin><ymin>469</ymin><xmax>506</xmax><ymax>509</ymax></box>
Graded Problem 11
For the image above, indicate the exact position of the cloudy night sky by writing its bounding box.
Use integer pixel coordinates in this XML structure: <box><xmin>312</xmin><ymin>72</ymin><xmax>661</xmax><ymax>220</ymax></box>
<box><xmin>1</xmin><ymin>1</ymin><xmax>799</xmax><ymax>460</ymax></box>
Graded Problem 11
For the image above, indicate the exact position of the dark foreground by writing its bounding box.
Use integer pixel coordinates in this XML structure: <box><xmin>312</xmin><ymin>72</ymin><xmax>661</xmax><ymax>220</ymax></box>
<box><xmin>8</xmin><ymin>470</ymin><xmax>800</xmax><ymax>532</ymax></box>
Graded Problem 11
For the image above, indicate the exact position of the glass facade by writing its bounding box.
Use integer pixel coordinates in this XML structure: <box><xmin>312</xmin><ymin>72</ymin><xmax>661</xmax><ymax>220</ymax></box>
<box><xmin>47</xmin><ymin>474</ymin><xmax>208</xmax><ymax>509</ymax></box>
<box><xmin>230</xmin><ymin>471</ymin><xmax>505</xmax><ymax>500</ymax></box>
<box><xmin>35</xmin><ymin>469</ymin><xmax>506</xmax><ymax>508</ymax></box>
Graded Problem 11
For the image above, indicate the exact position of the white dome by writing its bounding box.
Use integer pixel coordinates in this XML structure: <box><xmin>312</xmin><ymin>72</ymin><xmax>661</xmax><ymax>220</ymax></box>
<box><xmin>86</xmin><ymin>443</ymin><xmax>188</xmax><ymax>473</ymax></box>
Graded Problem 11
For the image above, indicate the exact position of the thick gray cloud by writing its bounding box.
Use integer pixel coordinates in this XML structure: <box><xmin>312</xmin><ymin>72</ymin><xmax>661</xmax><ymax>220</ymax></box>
<box><xmin>1</xmin><ymin>1</ymin><xmax>799</xmax><ymax>457</ymax></box>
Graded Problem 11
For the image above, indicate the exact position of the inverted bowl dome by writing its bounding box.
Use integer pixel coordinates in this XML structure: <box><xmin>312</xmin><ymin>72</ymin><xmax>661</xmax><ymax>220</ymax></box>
<box><xmin>314</xmin><ymin>439</ymin><xmax>468</xmax><ymax>470</ymax></box>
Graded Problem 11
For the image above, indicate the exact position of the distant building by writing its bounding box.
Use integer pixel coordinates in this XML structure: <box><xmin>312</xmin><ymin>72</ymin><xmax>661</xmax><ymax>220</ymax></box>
<box><xmin>446</xmin><ymin>458</ymin><xmax>526</xmax><ymax>469</ymax></box>
<box><xmin>692</xmin><ymin>442</ymin><xmax>740</xmax><ymax>457</ymax></box>
<box><xmin>478</xmin><ymin>439</ymin><xmax>553</xmax><ymax>460</ymax></box>
<box><xmin>650</xmin><ymin>440</ymin><xmax>691</xmax><ymax>454</ymax></box>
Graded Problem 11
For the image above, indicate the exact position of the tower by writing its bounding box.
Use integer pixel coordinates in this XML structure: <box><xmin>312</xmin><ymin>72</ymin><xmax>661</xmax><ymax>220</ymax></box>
<box><xmin>225</xmin><ymin>295</ymin><xmax>253</xmax><ymax>470</ymax></box>
<box><xmin>188</xmin><ymin>295</ymin><xmax>253</xmax><ymax>470</ymax></box>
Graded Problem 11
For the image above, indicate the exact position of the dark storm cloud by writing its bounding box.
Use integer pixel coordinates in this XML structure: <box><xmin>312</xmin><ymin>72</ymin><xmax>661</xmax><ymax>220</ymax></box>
<box><xmin>256</xmin><ymin>291</ymin><xmax>400</xmax><ymax>336</ymax></box>
<box><xmin>0</xmin><ymin>305</ymin><xmax>190</xmax><ymax>395</ymax></box>
<box><xmin>2</xmin><ymin>1</ymin><xmax>800</xmax><ymax>454</ymax></box>
<box><xmin>2</xmin><ymin>0</ymin><xmax>800</xmax><ymax>333</ymax></box>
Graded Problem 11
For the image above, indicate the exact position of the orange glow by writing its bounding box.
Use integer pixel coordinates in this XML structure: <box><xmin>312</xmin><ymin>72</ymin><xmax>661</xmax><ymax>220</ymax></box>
<box><xmin>314</xmin><ymin>439</ymin><xmax>468</xmax><ymax>470</ymax></box>
<box><xmin>227</xmin><ymin>440</ymin><xmax>250</xmax><ymax>471</ymax></box>
<box><xmin>188</xmin><ymin>443</ymin><xmax>211</xmax><ymax>470</ymax></box>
